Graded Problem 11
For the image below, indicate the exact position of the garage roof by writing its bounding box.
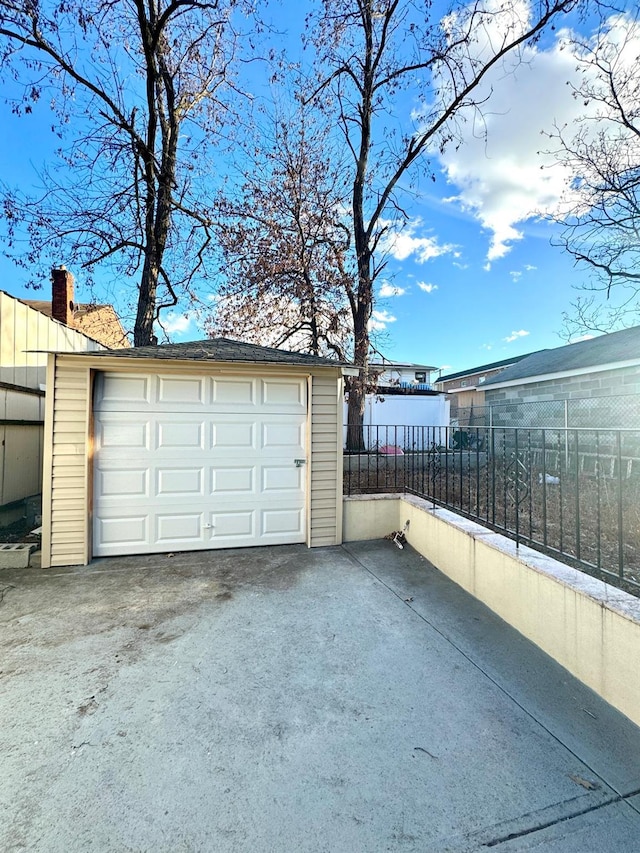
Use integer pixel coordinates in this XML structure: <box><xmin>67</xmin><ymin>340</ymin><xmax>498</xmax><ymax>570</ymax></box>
<box><xmin>61</xmin><ymin>337</ymin><xmax>347</xmax><ymax>367</ymax></box>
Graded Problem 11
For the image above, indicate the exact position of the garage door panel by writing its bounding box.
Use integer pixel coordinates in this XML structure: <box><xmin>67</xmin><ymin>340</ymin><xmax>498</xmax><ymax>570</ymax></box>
<box><xmin>96</xmin><ymin>416</ymin><xmax>150</xmax><ymax>452</ymax></box>
<box><xmin>211</xmin><ymin>466</ymin><xmax>255</xmax><ymax>495</ymax></box>
<box><xmin>157</xmin><ymin>420</ymin><xmax>204</xmax><ymax>450</ymax></box>
<box><xmin>93</xmin><ymin>371</ymin><xmax>308</xmax><ymax>556</ymax></box>
<box><xmin>97</xmin><ymin>374</ymin><xmax>150</xmax><ymax>407</ymax></box>
<box><xmin>212</xmin><ymin>377</ymin><xmax>256</xmax><ymax>406</ymax></box>
<box><xmin>156</xmin><ymin>467</ymin><xmax>204</xmax><ymax>497</ymax></box>
<box><xmin>262</xmin><ymin>465</ymin><xmax>302</xmax><ymax>492</ymax></box>
<box><xmin>261</xmin><ymin>507</ymin><xmax>304</xmax><ymax>537</ymax></box>
<box><xmin>211</xmin><ymin>421</ymin><xmax>256</xmax><ymax>450</ymax></box>
<box><xmin>156</xmin><ymin>512</ymin><xmax>204</xmax><ymax>543</ymax></box>
<box><xmin>96</xmin><ymin>514</ymin><xmax>149</xmax><ymax>548</ymax></box>
<box><xmin>261</xmin><ymin>379</ymin><xmax>305</xmax><ymax>409</ymax></box>
<box><xmin>157</xmin><ymin>376</ymin><xmax>205</xmax><ymax>405</ymax></box>
<box><xmin>209</xmin><ymin>509</ymin><xmax>255</xmax><ymax>539</ymax></box>
<box><xmin>262</xmin><ymin>420</ymin><xmax>304</xmax><ymax>450</ymax></box>
<box><xmin>97</xmin><ymin>468</ymin><xmax>148</xmax><ymax>499</ymax></box>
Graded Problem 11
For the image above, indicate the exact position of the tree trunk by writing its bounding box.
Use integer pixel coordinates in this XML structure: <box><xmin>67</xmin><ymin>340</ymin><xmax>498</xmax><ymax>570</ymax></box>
<box><xmin>346</xmin><ymin>291</ymin><xmax>371</xmax><ymax>452</ymax></box>
<box><xmin>346</xmin><ymin>375</ymin><xmax>366</xmax><ymax>452</ymax></box>
<box><xmin>134</xmin><ymin>257</ymin><xmax>158</xmax><ymax>346</ymax></box>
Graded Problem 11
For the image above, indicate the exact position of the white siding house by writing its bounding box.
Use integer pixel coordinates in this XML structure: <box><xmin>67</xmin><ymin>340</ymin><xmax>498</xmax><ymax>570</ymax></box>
<box><xmin>0</xmin><ymin>290</ymin><xmax>104</xmax><ymax>522</ymax></box>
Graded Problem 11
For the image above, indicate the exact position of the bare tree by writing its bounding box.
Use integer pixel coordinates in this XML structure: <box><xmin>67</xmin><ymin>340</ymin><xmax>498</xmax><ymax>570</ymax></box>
<box><xmin>547</xmin><ymin>6</ymin><xmax>640</xmax><ymax>336</ymax></box>
<box><xmin>560</xmin><ymin>294</ymin><xmax>640</xmax><ymax>341</ymax></box>
<box><xmin>303</xmin><ymin>0</ymin><xmax>578</xmax><ymax>449</ymax></box>
<box><xmin>0</xmin><ymin>0</ymin><xmax>254</xmax><ymax>345</ymax></box>
<box><xmin>209</xmin><ymin>109</ymin><xmax>354</xmax><ymax>358</ymax></box>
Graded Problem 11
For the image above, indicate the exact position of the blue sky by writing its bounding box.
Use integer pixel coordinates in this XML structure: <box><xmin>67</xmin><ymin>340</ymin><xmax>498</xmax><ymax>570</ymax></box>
<box><xmin>0</xmin><ymin>1</ymin><xmax>630</xmax><ymax>376</ymax></box>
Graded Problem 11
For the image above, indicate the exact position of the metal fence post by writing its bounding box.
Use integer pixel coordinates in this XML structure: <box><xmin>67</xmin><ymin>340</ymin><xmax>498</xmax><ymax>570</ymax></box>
<box><xmin>344</xmin><ymin>423</ymin><xmax>637</xmax><ymax>596</ymax></box>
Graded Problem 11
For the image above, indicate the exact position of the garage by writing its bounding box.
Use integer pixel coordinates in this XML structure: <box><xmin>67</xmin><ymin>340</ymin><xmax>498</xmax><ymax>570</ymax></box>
<box><xmin>93</xmin><ymin>372</ymin><xmax>308</xmax><ymax>556</ymax></box>
<box><xmin>41</xmin><ymin>339</ymin><xmax>347</xmax><ymax>567</ymax></box>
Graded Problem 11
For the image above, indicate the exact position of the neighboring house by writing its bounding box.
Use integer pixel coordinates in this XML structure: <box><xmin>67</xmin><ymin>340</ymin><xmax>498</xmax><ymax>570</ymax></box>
<box><xmin>0</xmin><ymin>270</ymin><xmax>126</xmax><ymax>525</ymax></box>
<box><xmin>345</xmin><ymin>360</ymin><xmax>449</xmax><ymax>444</ymax></box>
<box><xmin>369</xmin><ymin>360</ymin><xmax>437</xmax><ymax>392</ymax></box>
<box><xmin>41</xmin><ymin>338</ymin><xmax>349</xmax><ymax>567</ymax></box>
<box><xmin>24</xmin><ymin>267</ymin><xmax>129</xmax><ymax>349</ymax></box>
<box><xmin>482</xmin><ymin>325</ymin><xmax>640</xmax><ymax>428</ymax></box>
<box><xmin>436</xmin><ymin>353</ymin><xmax>535</xmax><ymax>416</ymax></box>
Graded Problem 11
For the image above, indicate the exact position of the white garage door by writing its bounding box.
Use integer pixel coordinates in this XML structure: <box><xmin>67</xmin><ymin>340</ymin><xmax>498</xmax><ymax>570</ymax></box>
<box><xmin>93</xmin><ymin>372</ymin><xmax>308</xmax><ymax>556</ymax></box>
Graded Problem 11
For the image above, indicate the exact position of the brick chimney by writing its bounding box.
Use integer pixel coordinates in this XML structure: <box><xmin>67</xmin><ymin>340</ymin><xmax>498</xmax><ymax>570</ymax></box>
<box><xmin>51</xmin><ymin>266</ymin><xmax>75</xmax><ymax>328</ymax></box>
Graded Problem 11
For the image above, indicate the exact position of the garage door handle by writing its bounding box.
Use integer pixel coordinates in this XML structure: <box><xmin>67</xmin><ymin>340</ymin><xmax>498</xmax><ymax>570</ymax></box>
<box><xmin>294</xmin><ymin>459</ymin><xmax>306</xmax><ymax>467</ymax></box>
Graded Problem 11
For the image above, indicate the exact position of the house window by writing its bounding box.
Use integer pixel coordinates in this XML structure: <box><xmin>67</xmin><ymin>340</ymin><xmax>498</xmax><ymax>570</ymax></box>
<box><xmin>415</xmin><ymin>371</ymin><xmax>427</xmax><ymax>383</ymax></box>
<box><xmin>460</xmin><ymin>379</ymin><xmax>468</xmax><ymax>387</ymax></box>
<box><xmin>478</xmin><ymin>376</ymin><xmax>486</xmax><ymax>384</ymax></box>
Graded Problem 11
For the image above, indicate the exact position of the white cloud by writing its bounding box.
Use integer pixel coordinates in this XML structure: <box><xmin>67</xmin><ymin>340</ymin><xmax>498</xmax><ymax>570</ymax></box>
<box><xmin>417</xmin><ymin>281</ymin><xmax>439</xmax><ymax>293</ymax></box>
<box><xmin>504</xmin><ymin>329</ymin><xmax>530</xmax><ymax>343</ymax></box>
<box><xmin>378</xmin><ymin>219</ymin><xmax>456</xmax><ymax>263</ymax></box>
<box><xmin>433</xmin><ymin>14</ymin><xmax>629</xmax><ymax>262</ymax></box>
<box><xmin>369</xmin><ymin>309</ymin><xmax>397</xmax><ymax>331</ymax></box>
<box><xmin>511</xmin><ymin>264</ymin><xmax>537</xmax><ymax>281</ymax></box>
<box><xmin>379</xmin><ymin>282</ymin><xmax>406</xmax><ymax>297</ymax></box>
<box><xmin>160</xmin><ymin>312</ymin><xmax>193</xmax><ymax>335</ymax></box>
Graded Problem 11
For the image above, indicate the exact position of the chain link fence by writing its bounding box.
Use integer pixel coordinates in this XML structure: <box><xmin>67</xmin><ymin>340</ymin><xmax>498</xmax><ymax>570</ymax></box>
<box><xmin>454</xmin><ymin>394</ymin><xmax>640</xmax><ymax>430</ymax></box>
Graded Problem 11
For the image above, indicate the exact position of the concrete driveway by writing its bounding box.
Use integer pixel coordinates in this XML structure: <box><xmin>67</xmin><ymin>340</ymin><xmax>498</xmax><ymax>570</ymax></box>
<box><xmin>1</xmin><ymin>541</ymin><xmax>639</xmax><ymax>852</ymax></box>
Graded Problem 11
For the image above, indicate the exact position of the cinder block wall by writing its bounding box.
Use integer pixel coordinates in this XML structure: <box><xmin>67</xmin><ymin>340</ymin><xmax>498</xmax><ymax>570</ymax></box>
<box><xmin>484</xmin><ymin>364</ymin><xmax>640</xmax><ymax>429</ymax></box>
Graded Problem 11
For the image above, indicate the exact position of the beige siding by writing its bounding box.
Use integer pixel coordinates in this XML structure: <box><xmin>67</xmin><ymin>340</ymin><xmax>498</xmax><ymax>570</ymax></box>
<box><xmin>309</xmin><ymin>374</ymin><xmax>343</xmax><ymax>546</ymax></box>
<box><xmin>0</xmin><ymin>291</ymin><xmax>103</xmax><ymax>390</ymax></box>
<box><xmin>43</xmin><ymin>356</ymin><xmax>91</xmax><ymax>568</ymax></box>
<box><xmin>43</xmin><ymin>356</ymin><xmax>344</xmax><ymax>566</ymax></box>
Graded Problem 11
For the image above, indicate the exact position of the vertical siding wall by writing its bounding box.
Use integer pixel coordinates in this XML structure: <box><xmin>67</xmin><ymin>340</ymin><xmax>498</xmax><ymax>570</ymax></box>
<box><xmin>1</xmin><ymin>293</ymin><xmax>103</xmax><ymax>512</ymax></box>
<box><xmin>43</xmin><ymin>357</ymin><xmax>90</xmax><ymax>568</ymax></box>
<box><xmin>0</xmin><ymin>291</ymin><xmax>102</xmax><ymax>389</ymax></box>
<box><xmin>0</xmin><ymin>387</ymin><xmax>45</xmax><ymax>506</ymax></box>
<box><xmin>310</xmin><ymin>373</ymin><xmax>343</xmax><ymax>546</ymax></box>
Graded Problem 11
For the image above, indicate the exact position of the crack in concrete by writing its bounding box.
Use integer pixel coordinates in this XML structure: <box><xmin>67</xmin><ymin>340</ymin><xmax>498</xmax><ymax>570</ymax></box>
<box><xmin>483</xmin><ymin>787</ymin><xmax>640</xmax><ymax>847</ymax></box>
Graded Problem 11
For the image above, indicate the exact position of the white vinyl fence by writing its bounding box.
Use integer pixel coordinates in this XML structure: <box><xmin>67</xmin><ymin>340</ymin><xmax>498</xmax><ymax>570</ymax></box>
<box><xmin>344</xmin><ymin>393</ymin><xmax>450</xmax><ymax>449</ymax></box>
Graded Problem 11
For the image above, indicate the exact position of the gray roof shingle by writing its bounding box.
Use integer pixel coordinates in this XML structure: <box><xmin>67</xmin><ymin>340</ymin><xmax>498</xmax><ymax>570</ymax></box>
<box><xmin>483</xmin><ymin>326</ymin><xmax>640</xmax><ymax>386</ymax></box>
<box><xmin>438</xmin><ymin>353</ymin><xmax>535</xmax><ymax>384</ymax></box>
<box><xmin>63</xmin><ymin>337</ymin><xmax>345</xmax><ymax>367</ymax></box>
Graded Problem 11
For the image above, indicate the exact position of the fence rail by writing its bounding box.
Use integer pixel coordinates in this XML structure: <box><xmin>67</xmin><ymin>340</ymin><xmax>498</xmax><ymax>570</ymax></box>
<box><xmin>454</xmin><ymin>394</ymin><xmax>640</xmax><ymax>430</ymax></box>
<box><xmin>344</xmin><ymin>424</ymin><xmax>640</xmax><ymax>596</ymax></box>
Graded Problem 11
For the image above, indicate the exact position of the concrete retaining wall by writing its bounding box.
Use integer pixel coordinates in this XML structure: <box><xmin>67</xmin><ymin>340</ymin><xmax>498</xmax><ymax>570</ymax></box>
<box><xmin>344</xmin><ymin>493</ymin><xmax>640</xmax><ymax>728</ymax></box>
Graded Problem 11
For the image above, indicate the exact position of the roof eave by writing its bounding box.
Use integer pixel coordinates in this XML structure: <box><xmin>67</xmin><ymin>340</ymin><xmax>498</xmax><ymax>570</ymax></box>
<box><xmin>483</xmin><ymin>357</ymin><xmax>640</xmax><ymax>390</ymax></box>
<box><xmin>52</xmin><ymin>350</ymin><xmax>346</xmax><ymax>372</ymax></box>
